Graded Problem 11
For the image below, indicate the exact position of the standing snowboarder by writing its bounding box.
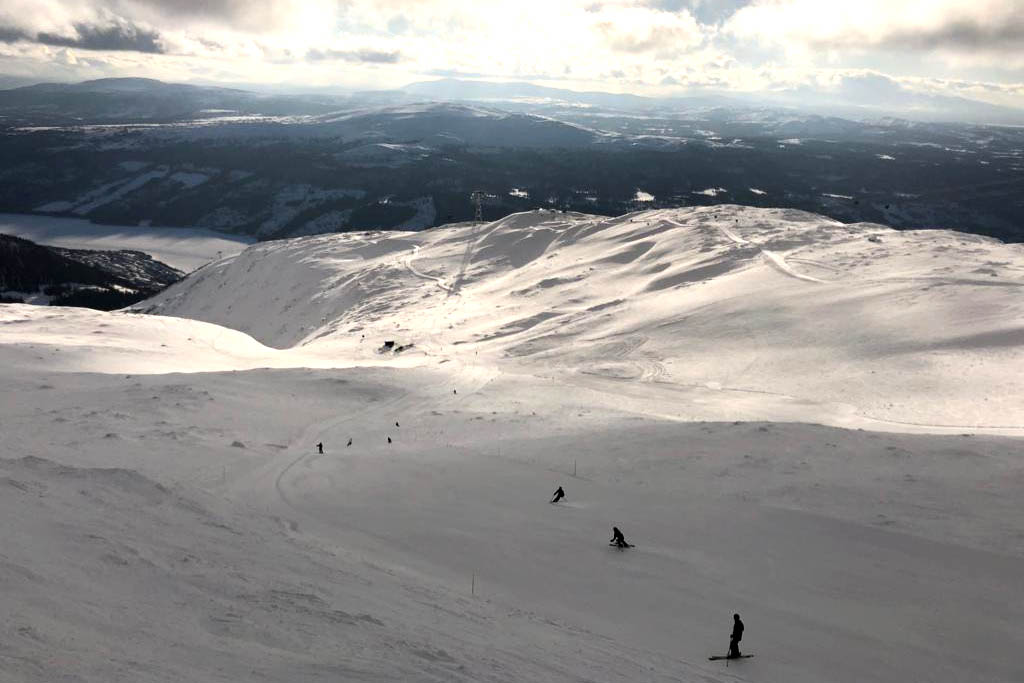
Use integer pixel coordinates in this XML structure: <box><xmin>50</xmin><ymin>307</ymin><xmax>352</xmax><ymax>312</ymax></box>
<box><xmin>729</xmin><ymin>613</ymin><xmax>745</xmax><ymax>658</ymax></box>
<box><xmin>316</xmin><ymin>442</ymin><xmax>324</xmax><ymax>454</ymax></box>
<box><xmin>609</xmin><ymin>526</ymin><xmax>630</xmax><ymax>549</ymax></box>
<box><xmin>550</xmin><ymin>486</ymin><xmax>565</xmax><ymax>504</ymax></box>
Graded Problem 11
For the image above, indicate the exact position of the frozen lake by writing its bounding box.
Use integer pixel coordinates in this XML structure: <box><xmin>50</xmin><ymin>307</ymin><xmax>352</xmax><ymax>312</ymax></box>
<box><xmin>0</xmin><ymin>213</ymin><xmax>253</xmax><ymax>272</ymax></box>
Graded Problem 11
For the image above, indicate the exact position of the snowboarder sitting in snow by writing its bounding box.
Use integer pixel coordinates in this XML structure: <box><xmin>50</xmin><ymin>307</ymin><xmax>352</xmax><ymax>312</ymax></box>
<box><xmin>609</xmin><ymin>526</ymin><xmax>630</xmax><ymax>548</ymax></box>
<box><xmin>729</xmin><ymin>613</ymin><xmax>744</xmax><ymax>658</ymax></box>
<box><xmin>550</xmin><ymin>486</ymin><xmax>565</xmax><ymax>504</ymax></box>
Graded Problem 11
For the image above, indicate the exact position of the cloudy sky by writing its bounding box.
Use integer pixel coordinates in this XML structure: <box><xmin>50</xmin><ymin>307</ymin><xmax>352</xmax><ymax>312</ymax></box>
<box><xmin>0</xmin><ymin>0</ymin><xmax>1022</xmax><ymax>107</ymax></box>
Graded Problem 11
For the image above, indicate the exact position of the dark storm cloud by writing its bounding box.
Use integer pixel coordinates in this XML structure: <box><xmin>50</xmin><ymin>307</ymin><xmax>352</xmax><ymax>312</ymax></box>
<box><xmin>883</xmin><ymin>17</ymin><xmax>1024</xmax><ymax>52</ymax></box>
<box><xmin>37</xmin><ymin>22</ymin><xmax>165</xmax><ymax>53</ymax></box>
<box><xmin>0</xmin><ymin>26</ymin><xmax>30</xmax><ymax>43</ymax></box>
<box><xmin>121</xmin><ymin>0</ymin><xmax>303</xmax><ymax>31</ymax></box>
<box><xmin>305</xmin><ymin>48</ymin><xmax>402</xmax><ymax>64</ymax></box>
<box><xmin>0</xmin><ymin>20</ymin><xmax>164</xmax><ymax>53</ymax></box>
<box><xmin>127</xmin><ymin>0</ymin><xmax>257</xmax><ymax>21</ymax></box>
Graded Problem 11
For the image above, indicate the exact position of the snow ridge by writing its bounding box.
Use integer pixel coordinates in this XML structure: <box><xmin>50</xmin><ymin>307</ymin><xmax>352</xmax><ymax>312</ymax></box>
<box><xmin>135</xmin><ymin>205</ymin><xmax>1024</xmax><ymax>430</ymax></box>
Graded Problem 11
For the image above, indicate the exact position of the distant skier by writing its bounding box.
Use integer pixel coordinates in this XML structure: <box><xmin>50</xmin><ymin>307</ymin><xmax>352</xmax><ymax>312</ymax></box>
<box><xmin>729</xmin><ymin>613</ymin><xmax>745</xmax><ymax>658</ymax></box>
<box><xmin>346</xmin><ymin>438</ymin><xmax>352</xmax><ymax>447</ymax></box>
<box><xmin>387</xmin><ymin>436</ymin><xmax>392</xmax><ymax>444</ymax></box>
<box><xmin>610</xmin><ymin>526</ymin><xmax>630</xmax><ymax>549</ymax></box>
<box><xmin>550</xmin><ymin>486</ymin><xmax>565</xmax><ymax>504</ymax></box>
<box><xmin>395</xmin><ymin>421</ymin><xmax>400</xmax><ymax>427</ymax></box>
<box><xmin>316</xmin><ymin>442</ymin><xmax>324</xmax><ymax>454</ymax></box>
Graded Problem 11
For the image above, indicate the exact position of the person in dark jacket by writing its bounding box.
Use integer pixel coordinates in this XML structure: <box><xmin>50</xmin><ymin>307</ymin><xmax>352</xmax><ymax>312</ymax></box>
<box><xmin>610</xmin><ymin>526</ymin><xmax>629</xmax><ymax>548</ymax></box>
<box><xmin>729</xmin><ymin>613</ymin><xmax>745</xmax><ymax>658</ymax></box>
<box><xmin>550</xmin><ymin>486</ymin><xmax>565</xmax><ymax>503</ymax></box>
<box><xmin>316</xmin><ymin>442</ymin><xmax>324</xmax><ymax>454</ymax></box>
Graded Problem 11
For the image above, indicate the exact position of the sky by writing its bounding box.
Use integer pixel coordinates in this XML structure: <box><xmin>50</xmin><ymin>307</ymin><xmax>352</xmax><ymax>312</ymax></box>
<box><xmin>0</xmin><ymin>0</ymin><xmax>1023</xmax><ymax>108</ymax></box>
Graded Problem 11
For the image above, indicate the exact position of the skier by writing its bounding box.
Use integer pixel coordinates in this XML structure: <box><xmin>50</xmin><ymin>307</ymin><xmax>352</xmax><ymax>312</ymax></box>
<box><xmin>395</xmin><ymin>421</ymin><xmax>400</xmax><ymax>427</ymax></box>
<box><xmin>387</xmin><ymin>436</ymin><xmax>392</xmax><ymax>444</ymax></box>
<box><xmin>346</xmin><ymin>438</ymin><xmax>352</xmax><ymax>447</ymax></box>
<box><xmin>729</xmin><ymin>613</ymin><xmax>744</xmax><ymax>659</ymax></box>
<box><xmin>550</xmin><ymin>486</ymin><xmax>565</xmax><ymax>504</ymax></box>
<box><xmin>316</xmin><ymin>442</ymin><xmax>324</xmax><ymax>454</ymax></box>
<box><xmin>609</xmin><ymin>526</ymin><xmax>630</xmax><ymax>549</ymax></box>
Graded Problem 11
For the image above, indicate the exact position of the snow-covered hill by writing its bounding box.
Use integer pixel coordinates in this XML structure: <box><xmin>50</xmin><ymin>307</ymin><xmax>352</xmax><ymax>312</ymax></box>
<box><xmin>137</xmin><ymin>205</ymin><xmax>1024</xmax><ymax>429</ymax></box>
<box><xmin>2</xmin><ymin>205</ymin><xmax>1023</xmax><ymax>683</ymax></box>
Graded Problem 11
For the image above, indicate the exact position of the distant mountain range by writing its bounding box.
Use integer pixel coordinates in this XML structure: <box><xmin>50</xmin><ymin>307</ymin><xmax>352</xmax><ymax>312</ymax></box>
<box><xmin>0</xmin><ymin>77</ymin><xmax>346</xmax><ymax>126</ymax></box>
<box><xmin>0</xmin><ymin>233</ymin><xmax>181</xmax><ymax>309</ymax></box>
<box><xmin>0</xmin><ymin>76</ymin><xmax>1022</xmax><ymax>244</ymax></box>
<box><xmin>403</xmin><ymin>78</ymin><xmax>1024</xmax><ymax>127</ymax></box>
<box><xmin>2</xmin><ymin>76</ymin><xmax>1022</xmax><ymax>127</ymax></box>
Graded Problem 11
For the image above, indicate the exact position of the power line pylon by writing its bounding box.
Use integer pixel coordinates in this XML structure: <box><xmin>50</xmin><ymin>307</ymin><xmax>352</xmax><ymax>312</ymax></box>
<box><xmin>471</xmin><ymin>190</ymin><xmax>485</xmax><ymax>222</ymax></box>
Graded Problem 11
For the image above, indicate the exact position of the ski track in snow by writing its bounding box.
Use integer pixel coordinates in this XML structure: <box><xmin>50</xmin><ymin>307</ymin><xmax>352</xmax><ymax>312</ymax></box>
<box><xmin>404</xmin><ymin>244</ymin><xmax>454</xmax><ymax>294</ymax></box>
<box><xmin>3</xmin><ymin>205</ymin><xmax>1024</xmax><ymax>683</ymax></box>
<box><xmin>665</xmin><ymin>213</ymin><xmax>826</xmax><ymax>284</ymax></box>
<box><xmin>761</xmin><ymin>249</ymin><xmax>828</xmax><ymax>284</ymax></box>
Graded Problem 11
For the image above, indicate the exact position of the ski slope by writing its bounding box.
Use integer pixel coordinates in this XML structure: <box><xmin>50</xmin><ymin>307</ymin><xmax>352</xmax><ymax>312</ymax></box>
<box><xmin>1</xmin><ymin>206</ymin><xmax>1023</xmax><ymax>682</ymax></box>
<box><xmin>140</xmin><ymin>205</ymin><xmax>1024</xmax><ymax>429</ymax></box>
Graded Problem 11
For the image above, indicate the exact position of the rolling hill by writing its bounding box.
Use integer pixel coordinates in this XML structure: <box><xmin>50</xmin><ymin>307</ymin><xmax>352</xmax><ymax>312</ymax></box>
<box><xmin>1</xmin><ymin>205</ymin><xmax>1022</xmax><ymax>683</ymax></box>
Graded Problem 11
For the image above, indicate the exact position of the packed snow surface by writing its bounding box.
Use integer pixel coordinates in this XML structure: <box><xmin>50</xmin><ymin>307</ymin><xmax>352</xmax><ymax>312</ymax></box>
<box><xmin>1</xmin><ymin>206</ymin><xmax>1022</xmax><ymax>682</ymax></box>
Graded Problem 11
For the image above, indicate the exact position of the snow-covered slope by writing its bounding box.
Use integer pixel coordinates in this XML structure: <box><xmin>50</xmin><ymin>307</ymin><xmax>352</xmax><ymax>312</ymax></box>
<box><xmin>137</xmin><ymin>205</ymin><xmax>1024</xmax><ymax>430</ymax></box>
<box><xmin>2</xmin><ymin>205</ymin><xmax>1023</xmax><ymax>683</ymax></box>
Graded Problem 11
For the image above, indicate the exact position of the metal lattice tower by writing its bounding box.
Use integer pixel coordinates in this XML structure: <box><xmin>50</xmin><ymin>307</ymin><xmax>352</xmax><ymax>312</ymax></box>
<box><xmin>471</xmin><ymin>190</ymin><xmax>485</xmax><ymax>222</ymax></box>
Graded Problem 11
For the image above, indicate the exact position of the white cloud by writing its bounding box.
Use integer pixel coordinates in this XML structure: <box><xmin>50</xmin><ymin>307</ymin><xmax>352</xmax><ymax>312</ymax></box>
<box><xmin>724</xmin><ymin>0</ymin><xmax>1024</xmax><ymax>63</ymax></box>
<box><xmin>0</xmin><ymin>0</ymin><xmax>1022</xmax><ymax>110</ymax></box>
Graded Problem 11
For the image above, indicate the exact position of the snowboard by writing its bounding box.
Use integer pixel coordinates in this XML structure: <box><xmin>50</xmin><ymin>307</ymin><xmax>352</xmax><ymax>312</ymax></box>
<box><xmin>608</xmin><ymin>542</ymin><xmax>634</xmax><ymax>549</ymax></box>
<box><xmin>708</xmin><ymin>654</ymin><xmax>754</xmax><ymax>661</ymax></box>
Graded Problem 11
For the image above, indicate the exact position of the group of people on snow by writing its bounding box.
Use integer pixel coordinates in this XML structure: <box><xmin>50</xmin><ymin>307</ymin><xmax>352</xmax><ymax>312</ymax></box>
<box><xmin>313</xmin><ymin>441</ymin><xmax>747</xmax><ymax>660</ymax></box>
<box><xmin>551</xmin><ymin>484</ymin><xmax>747</xmax><ymax>659</ymax></box>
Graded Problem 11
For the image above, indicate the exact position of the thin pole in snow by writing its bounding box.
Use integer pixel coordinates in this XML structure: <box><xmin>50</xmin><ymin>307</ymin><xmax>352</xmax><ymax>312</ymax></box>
<box><xmin>472</xmin><ymin>572</ymin><xmax>475</xmax><ymax>596</ymax></box>
<box><xmin>573</xmin><ymin>459</ymin><xmax>576</xmax><ymax>477</ymax></box>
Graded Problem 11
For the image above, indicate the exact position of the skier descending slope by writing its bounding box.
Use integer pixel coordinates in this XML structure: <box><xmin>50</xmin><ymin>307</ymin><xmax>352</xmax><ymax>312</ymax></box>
<box><xmin>709</xmin><ymin>614</ymin><xmax>753</xmax><ymax>661</ymax></box>
<box><xmin>609</xmin><ymin>526</ymin><xmax>632</xmax><ymax>549</ymax></box>
<box><xmin>729</xmin><ymin>613</ymin><xmax>744</xmax><ymax>658</ymax></box>
<box><xmin>550</xmin><ymin>486</ymin><xmax>565</xmax><ymax>504</ymax></box>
